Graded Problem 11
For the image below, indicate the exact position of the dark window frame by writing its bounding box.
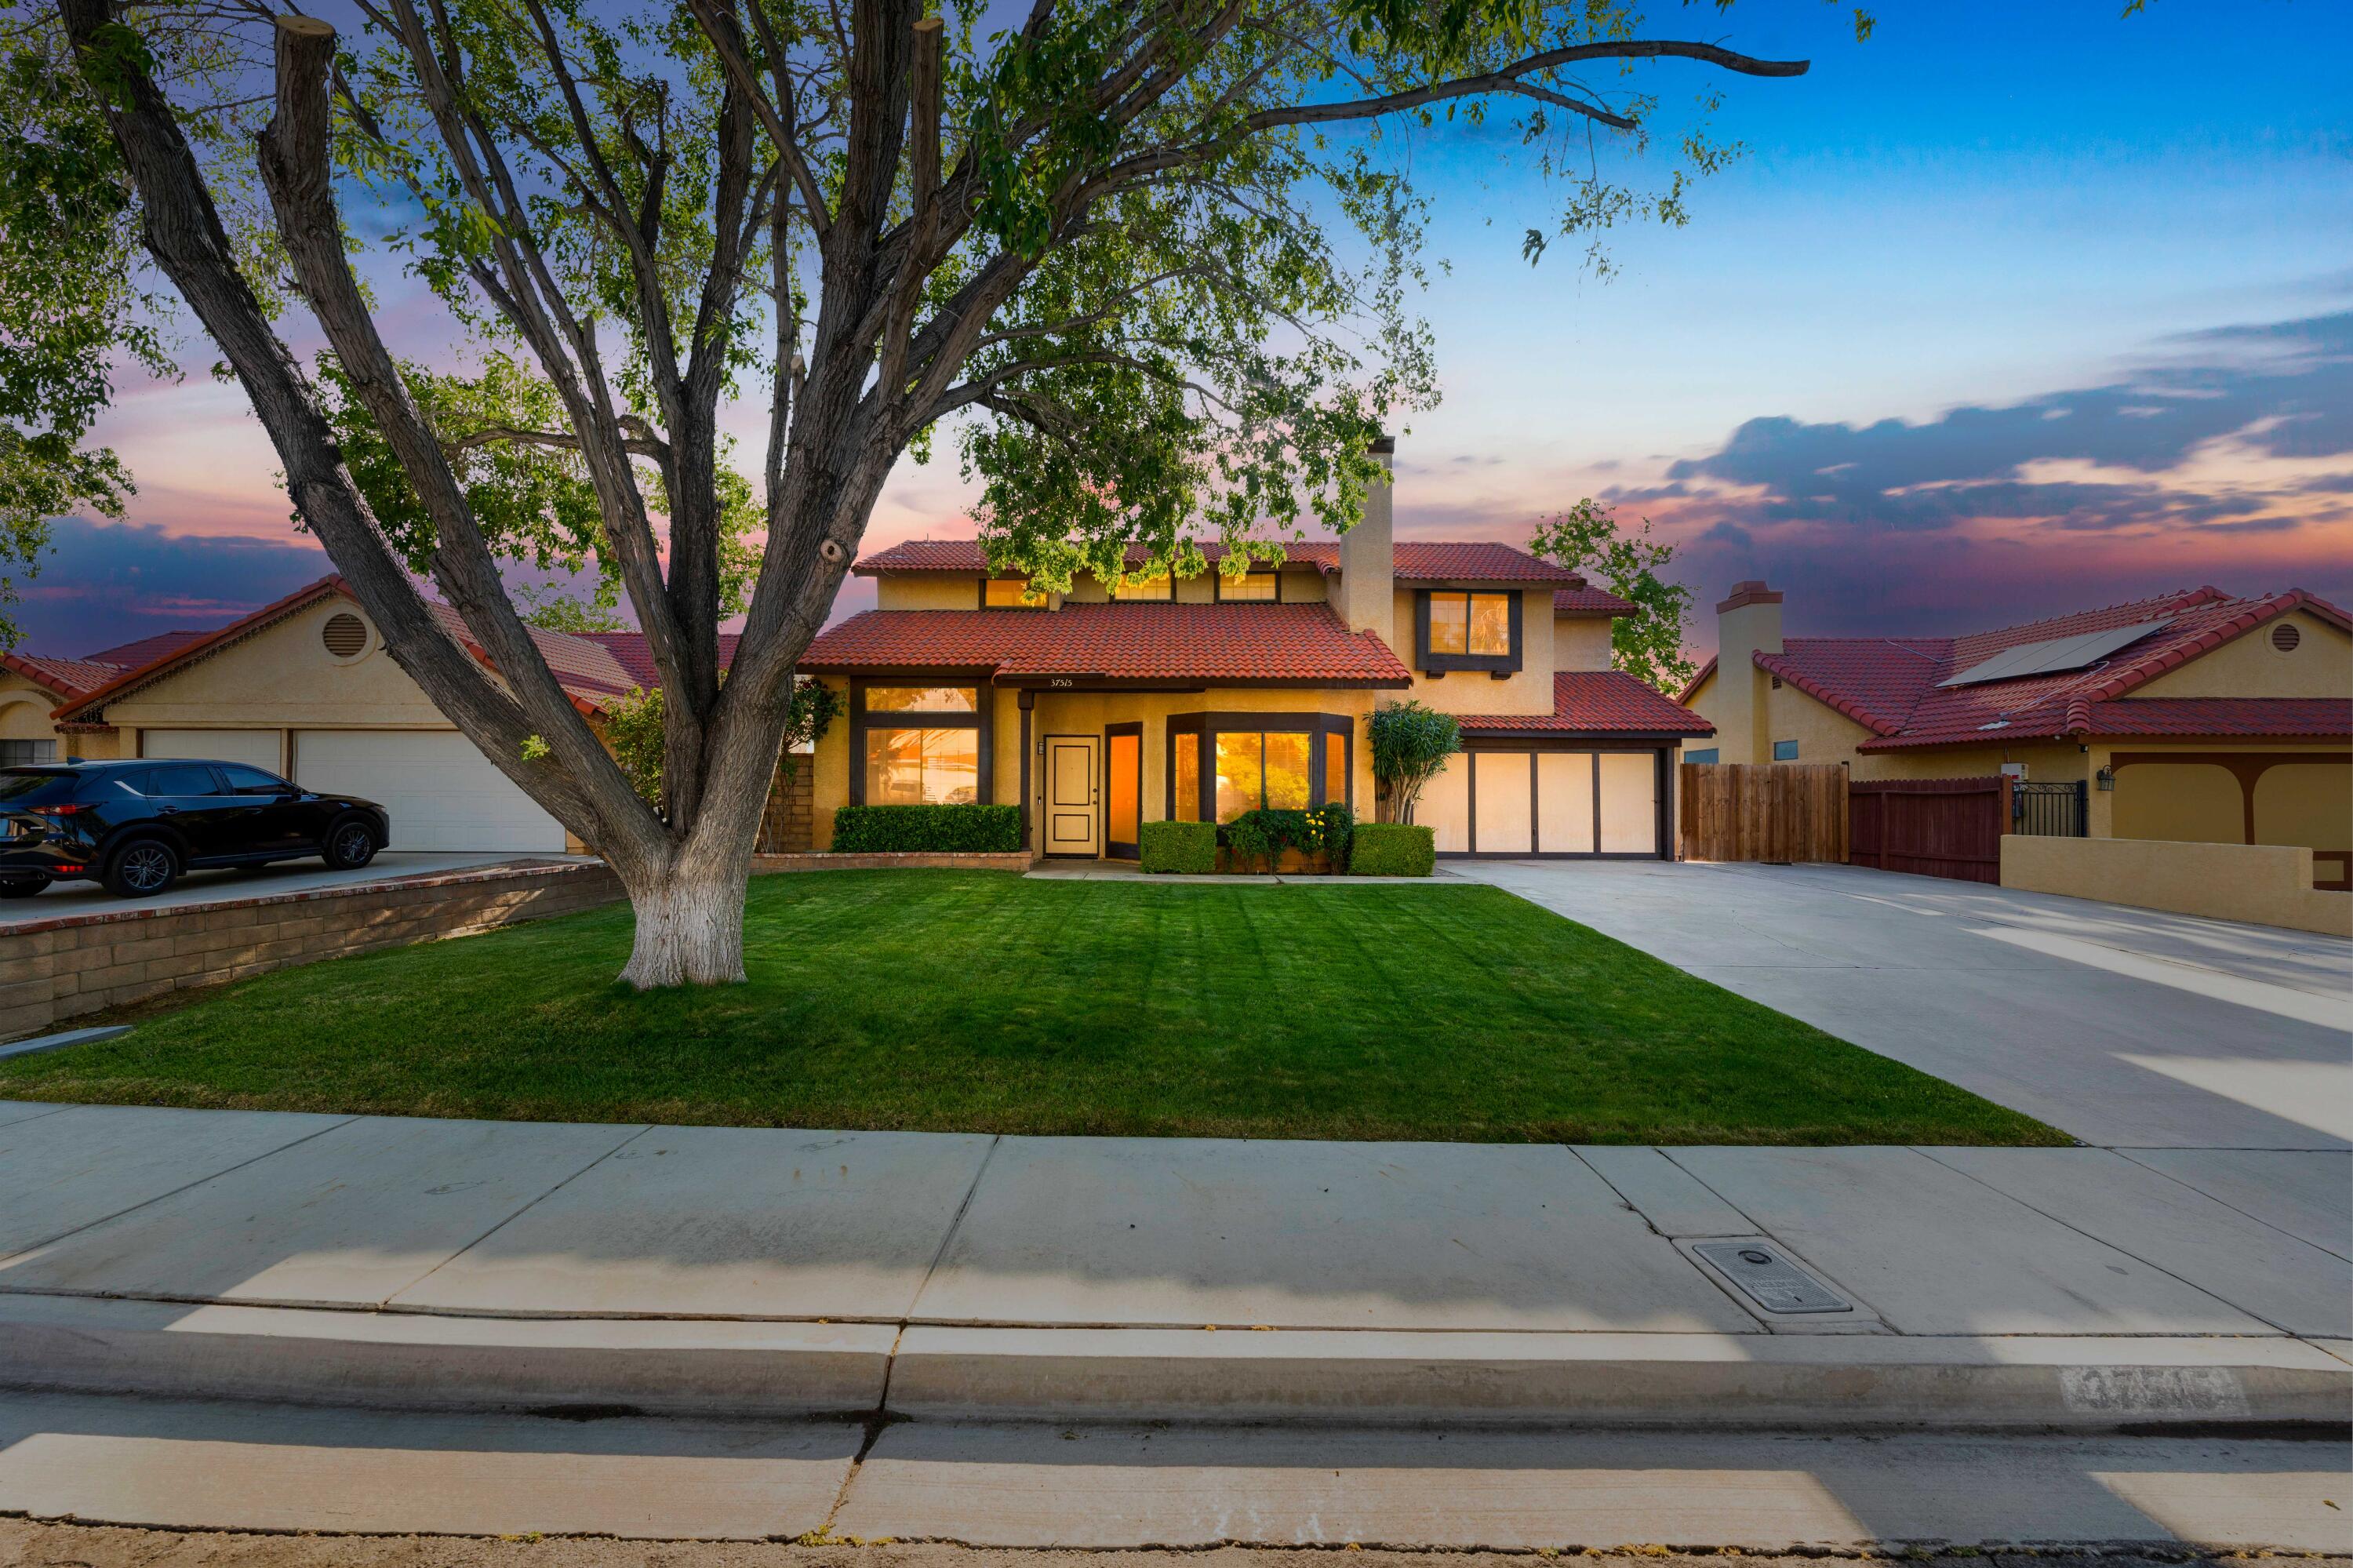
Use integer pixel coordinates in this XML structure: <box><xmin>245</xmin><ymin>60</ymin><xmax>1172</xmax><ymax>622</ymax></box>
<box><xmin>847</xmin><ymin>679</ymin><xmax>995</xmax><ymax>807</ymax></box>
<box><xmin>1772</xmin><ymin>739</ymin><xmax>1800</xmax><ymax>762</ymax></box>
<box><xmin>978</xmin><ymin>577</ymin><xmax>1046</xmax><ymax>609</ymax></box>
<box><xmin>1166</xmin><ymin>711</ymin><xmax>1353</xmax><ymax>823</ymax></box>
<box><xmin>1414</xmin><ymin>588</ymin><xmax>1522</xmax><ymax>675</ymax></box>
<box><xmin>1213</xmin><ymin>569</ymin><xmax>1285</xmax><ymax>604</ymax></box>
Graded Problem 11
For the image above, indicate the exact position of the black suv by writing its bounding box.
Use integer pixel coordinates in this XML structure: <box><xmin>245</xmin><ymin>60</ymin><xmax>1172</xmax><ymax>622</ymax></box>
<box><xmin>0</xmin><ymin>760</ymin><xmax>391</xmax><ymax>899</ymax></box>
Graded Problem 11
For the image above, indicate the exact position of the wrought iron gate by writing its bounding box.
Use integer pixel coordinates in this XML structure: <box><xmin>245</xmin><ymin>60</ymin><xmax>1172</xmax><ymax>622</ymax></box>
<box><xmin>2012</xmin><ymin>780</ymin><xmax>2087</xmax><ymax>838</ymax></box>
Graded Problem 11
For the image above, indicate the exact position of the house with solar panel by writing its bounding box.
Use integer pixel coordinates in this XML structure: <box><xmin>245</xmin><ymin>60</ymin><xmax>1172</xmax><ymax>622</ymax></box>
<box><xmin>1677</xmin><ymin>579</ymin><xmax>2353</xmax><ymax>891</ymax></box>
<box><xmin>799</xmin><ymin>440</ymin><xmax>1717</xmax><ymax>862</ymax></box>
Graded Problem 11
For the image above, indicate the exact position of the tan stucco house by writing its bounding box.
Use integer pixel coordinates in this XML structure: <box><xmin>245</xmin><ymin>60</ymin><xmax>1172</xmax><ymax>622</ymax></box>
<box><xmin>38</xmin><ymin>580</ymin><xmax>648</xmax><ymax>851</ymax></box>
<box><xmin>799</xmin><ymin>446</ymin><xmax>1715</xmax><ymax>859</ymax></box>
<box><xmin>1678</xmin><ymin>579</ymin><xmax>2353</xmax><ymax>890</ymax></box>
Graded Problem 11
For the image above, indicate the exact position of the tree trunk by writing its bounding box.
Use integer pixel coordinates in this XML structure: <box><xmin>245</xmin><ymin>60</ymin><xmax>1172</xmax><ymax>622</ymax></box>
<box><xmin>617</xmin><ymin>859</ymin><xmax>751</xmax><ymax>988</ymax></box>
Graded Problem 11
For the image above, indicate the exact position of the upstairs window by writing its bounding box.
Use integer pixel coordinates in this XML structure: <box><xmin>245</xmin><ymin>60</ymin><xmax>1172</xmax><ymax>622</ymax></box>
<box><xmin>1217</xmin><ymin>571</ymin><xmax>1279</xmax><ymax>602</ymax></box>
<box><xmin>1113</xmin><ymin>571</ymin><xmax>1174</xmax><ymax>601</ymax></box>
<box><xmin>1415</xmin><ymin>589</ymin><xmax>1521</xmax><ymax>675</ymax></box>
<box><xmin>983</xmin><ymin>577</ymin><xmax>1046</xmax><ymax>608</ymax></box>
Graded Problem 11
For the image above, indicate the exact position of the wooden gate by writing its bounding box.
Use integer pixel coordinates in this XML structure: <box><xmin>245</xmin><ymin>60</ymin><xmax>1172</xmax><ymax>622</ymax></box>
<box><xmin>1848</xmin><ymin>776</ymin><xmax>2009</xmax><ymax>883</ymax></box>
<box><xmin>1678</xmin><ymin>763</ymin><xmax>1848</xmax><ymax>864</ymax></box>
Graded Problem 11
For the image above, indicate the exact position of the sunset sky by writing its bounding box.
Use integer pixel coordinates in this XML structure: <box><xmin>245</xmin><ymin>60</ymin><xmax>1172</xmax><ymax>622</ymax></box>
<box><xmin>16</xmin><ymin>0</ymin><xmax>2350</xmax><ymax>661</ymax></box>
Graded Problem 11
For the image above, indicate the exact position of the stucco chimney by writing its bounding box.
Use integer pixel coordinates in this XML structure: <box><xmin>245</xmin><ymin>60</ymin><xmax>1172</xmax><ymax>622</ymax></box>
<box><xmin>1339</xmin><ymin>435</ymin><xmax>1395</xmax><ymax>647</ymax></box>
<box><xmin>1714</xmin><ymin>579</ymin><xmax>1784</xmax><ymax>764</ymax></box>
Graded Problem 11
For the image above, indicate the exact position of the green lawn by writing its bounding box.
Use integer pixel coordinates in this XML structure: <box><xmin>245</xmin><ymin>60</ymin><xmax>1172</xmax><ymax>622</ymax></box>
<box><xmin>0</xmin><ymin>871</ymin><xmax>2066</xmax><ymax>1144</ymax></box>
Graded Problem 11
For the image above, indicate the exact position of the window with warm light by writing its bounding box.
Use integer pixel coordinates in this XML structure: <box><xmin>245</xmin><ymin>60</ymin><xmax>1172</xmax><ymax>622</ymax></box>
<box><xmin>984</xmin><ymin>577</ymin><xmax>1045</xmax><ymax>608</ymax></box>
<box><xmin>850</xmin><ymin>682</ymin><xmax>988</xmax><ymax>807</ymax></box>
<box><xmin>1417</xmin><ymin>589</ymin><xmax>1520</xmax><ymax>673</ymax></box>
<box><xmin>1112</xmin><ymin>572</ymin><xmax>1173</xmax><ymax>601</ymax></box>
<box><xmin>1170</xmin><ymin>715</ymin><xmax>1350</xmax><ymax>821</ymax></box>
<box><xmin>1217</xmin><ymin>571</ymin><xmax>1278</xmax><ymax>602</ymax></box>
<box><xmin>864</xmin><ymin>685</ymin><xmax>977</xmax><ymax>712</ymax></box>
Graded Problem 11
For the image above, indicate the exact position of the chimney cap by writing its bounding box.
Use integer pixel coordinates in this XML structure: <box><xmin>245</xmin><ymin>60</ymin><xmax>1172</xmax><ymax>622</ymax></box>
<box><xmin>1368</xmin><ymin>433</ymin><xmax>1395</xmax><ymax>456</ymax></box>
<box><xmin>1716</xmin><ymin>580</ymin><xmax>1783</xmax><ymax>614</ymax></box>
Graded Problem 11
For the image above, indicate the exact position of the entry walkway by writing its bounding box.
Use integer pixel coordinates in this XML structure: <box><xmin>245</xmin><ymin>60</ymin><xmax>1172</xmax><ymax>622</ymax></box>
<box><xmin>1453</xmin><ymin>859</ymin><xmax>2353</xmax><ymax>1150</ymax></box>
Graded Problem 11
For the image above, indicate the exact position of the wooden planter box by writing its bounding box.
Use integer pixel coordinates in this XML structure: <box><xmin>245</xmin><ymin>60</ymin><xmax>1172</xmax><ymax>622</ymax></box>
<box><xmin>1215</xmin><ymin>846</ymin><xmax>1335</xmax><ymax>875</ymax></box>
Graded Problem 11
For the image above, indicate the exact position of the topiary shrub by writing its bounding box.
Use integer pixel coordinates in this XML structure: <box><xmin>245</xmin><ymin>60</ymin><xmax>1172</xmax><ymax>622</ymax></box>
<box><xmin>829</xmin><ymin>803</ymin><xmax>1022</xmax><ymax>853</ymax></box>
<box><xmin>1140</xmin><ymin>820</ymin><xmax>1218</xmax><ymax>874</ymax></box>
<box><xmin>1348</xmin><ymin>822</ymin><xmax>1435</xmax><ymax>877</ymax></box>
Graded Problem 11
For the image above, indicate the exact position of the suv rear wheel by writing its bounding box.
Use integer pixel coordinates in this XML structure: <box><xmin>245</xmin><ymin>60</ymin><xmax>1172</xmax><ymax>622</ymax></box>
<box><xmin>322</xmin><ymin>815</ymin><xmax>380</xmax><ymax>871</ymax></box>
<box><xmin>104</xmin><ymin>836</ymin><xmax>180</xmax><ymax>898</ymax></box>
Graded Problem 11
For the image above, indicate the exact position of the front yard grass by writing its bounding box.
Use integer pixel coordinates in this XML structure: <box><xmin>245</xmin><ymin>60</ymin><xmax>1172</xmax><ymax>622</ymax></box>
<box><xmin>0</xmin><ymin>871</ymin><xmax>2068</xmax><ymax>1144</ymax></box>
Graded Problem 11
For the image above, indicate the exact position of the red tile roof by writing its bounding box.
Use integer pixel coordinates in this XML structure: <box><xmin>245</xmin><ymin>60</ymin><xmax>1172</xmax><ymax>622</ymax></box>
<box><xmin>81</xmin><ymin>630</ymin><xmax>214</xmax><ymax>667</ymax></box>
<box><xmin>56</xmin><ymin>576</ymin><xmax>644</xmax><ymax>721</ymax></box>
<box><xmin>853</xmin><ymin>538</ymin><xmax>1585</xmax><ymax>585</ymax></box>
<box><xmin>1554</xmin><ymin>586</ymin><xmax>1638</xmax><ymax>617</ymax></box>
<box><xmin>1</xmin><ymin>652</ymin><xmax>124</xmax><ymax>696</ymax></box>
<box><xmin>801</xmin><ymin>602</ymin><xmax>1413</xmax><ymax>685</ymax></box>
<box><xmin>1688</xmin><ymin>586</ymin><xmax>2351</xmax><ymax>751</ymax></box>
<box><xmin>1456</xmin><ymin>671</ymin><xmax>1715</xmax><ymax>736</ymax></box>
<box><xmin>582</xmin><ymin>631</ymin><xmax>743</xmax><ymax>689</ymax></box>
<box><xmin>2078</xmin><ymin>698</ymin><xmax>2350</xmax><ymax>739</ymax></box>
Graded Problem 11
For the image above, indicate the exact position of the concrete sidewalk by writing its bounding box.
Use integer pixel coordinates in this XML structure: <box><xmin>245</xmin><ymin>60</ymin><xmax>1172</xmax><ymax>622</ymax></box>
<box><xmin>2</xmin><ymin>1102</ymin><xmax>2346</xmax><ymax>1429</ymax></box>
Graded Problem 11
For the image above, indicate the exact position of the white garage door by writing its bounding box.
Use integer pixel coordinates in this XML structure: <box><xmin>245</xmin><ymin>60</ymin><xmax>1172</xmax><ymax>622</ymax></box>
<box><xmin>1417</xmin><ymin>748</ymin><xmax>1657</xmax><ymax>857</ymax></box>
<box><xmin>142</xmin><ymin>728</ymin><xmax>282</xmax><ymax>772</ymax></box>
<box><xmin>293</xmin><ymin>729</ymin><xmax>566</xmax><ymax>853</ymax></box>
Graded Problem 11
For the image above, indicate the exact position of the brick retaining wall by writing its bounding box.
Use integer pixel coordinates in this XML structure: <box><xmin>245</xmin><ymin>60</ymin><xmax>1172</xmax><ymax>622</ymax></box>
<box><xmin>749</xmin><ymin>851</ymin><xmax>1035</xmax><ymax>872</ymax></box>
<box><xmin>0</xmin><ymin>861</ymin><xmax>624</xmax><ymax>1044</ymax></box>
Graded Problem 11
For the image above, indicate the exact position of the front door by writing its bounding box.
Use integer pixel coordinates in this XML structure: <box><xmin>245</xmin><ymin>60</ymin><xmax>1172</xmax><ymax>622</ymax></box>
<box><xmin>1043</xmin><ymin>736</ymin><xmax>1101</xmax><ymax>857</ymax></box>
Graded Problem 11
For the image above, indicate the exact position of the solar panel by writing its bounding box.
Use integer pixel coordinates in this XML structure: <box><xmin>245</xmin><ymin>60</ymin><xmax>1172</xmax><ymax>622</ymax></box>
<box><xmin>1939</xmin><ymin>619</ymin><xmax>2172</xmax><ymax>689</ymax></box>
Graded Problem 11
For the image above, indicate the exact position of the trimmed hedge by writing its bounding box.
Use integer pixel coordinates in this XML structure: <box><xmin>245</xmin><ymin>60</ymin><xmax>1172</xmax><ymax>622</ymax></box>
<box><xmin>1349</xmin><ymin>823</ymin><xmax>1435</xmax><ymax>877</ymax></box>
<box><xmin>1140</xmin><ymin>820</ymin><xmax>1218</xmax><ymax>875</ymax></box>
<box><xmin>830</xmin><ymin>802</ymin><xmax>1023</xmax><ymax>853</ymax></box>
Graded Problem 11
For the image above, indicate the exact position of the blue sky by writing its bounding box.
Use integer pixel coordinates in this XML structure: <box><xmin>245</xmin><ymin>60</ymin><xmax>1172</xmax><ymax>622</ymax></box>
<box><xmin>20</xmin><ymin>0</ymin><xmax>2351</xmax><ymax>657</ymax></box>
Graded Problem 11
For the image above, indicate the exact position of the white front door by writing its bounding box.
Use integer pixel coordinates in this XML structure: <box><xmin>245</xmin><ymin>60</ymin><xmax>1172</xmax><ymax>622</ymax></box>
<box><xmin>1042</xmin><ymin>736</ymin><xmax>1100</xmax><ymax>857</ymax></box>
<box><xmin>293</xmin><ymin>729</ymin><xmax>567</xmax><ymax>853</ymax></box>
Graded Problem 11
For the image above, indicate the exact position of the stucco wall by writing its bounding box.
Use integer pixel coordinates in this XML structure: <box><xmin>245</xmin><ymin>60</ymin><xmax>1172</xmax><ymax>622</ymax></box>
<box><xmin>2001</xmin><ymin>835</ymin><xmax>2351</xmax><ymax>937</ymax></box>
<box><xmin>875</xmin><ymin>575</ymin><xmax>985</xmax><ymax>612</ymax></box>
<box><xmin>105</xmin><ymin>598</ymin><xmax>453</xmax><ymax>732</ymax></box>
<box><xmin>1552</xmin><ymin>615</ymin><xmax>1613</xmax><ymax>674</ymax></box>
<box><xmin>2253</xmin><ymin>762</ymin><xmax>2352</xmax><ymax>851</ymax></box>
<box><xmin>1391</xmin><ymin>586</ymin><xmax>1555</xmax><ymax>715</ymax></box>
<box><xmin>2133</xmin><ymin>609</ymin><xmax>2351</xmax><ymax>700</ymax></box>
<box><xmin>1</xmin><ymin>675</ymin><xmax>63</xmax><ymax>750</ymax></box>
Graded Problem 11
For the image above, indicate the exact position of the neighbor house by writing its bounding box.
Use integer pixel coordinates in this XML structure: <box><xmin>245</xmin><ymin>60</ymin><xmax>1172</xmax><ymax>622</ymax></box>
<box><xmin>1678</xmin><ymin>579</ymin><xmax>2353</xmax><ymax>889</ymax></box>
<box><xmin>42</xmin><ymin>579</ymin><xmax>646</xmax><ymax>852</ymax></box>
<box><xmin>0</xmin><ymin>651</ymin><xmax>127</xmax><ymax>766</ymax></box>
<box><xmin>798</xmin><ymin>442</ymin><xmax>1714</xmax><ymax>858</ymax></box>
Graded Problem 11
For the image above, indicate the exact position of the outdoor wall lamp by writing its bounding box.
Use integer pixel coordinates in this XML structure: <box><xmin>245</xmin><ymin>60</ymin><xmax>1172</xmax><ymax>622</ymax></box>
<box><xmin>2096</xmin><ymin>766</ymin><xmax>2116</xmax><ymax>791</ymax></box>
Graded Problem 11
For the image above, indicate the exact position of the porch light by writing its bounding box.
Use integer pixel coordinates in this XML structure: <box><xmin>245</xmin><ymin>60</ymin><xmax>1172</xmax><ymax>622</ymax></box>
<box><xmin>2096</xmin><ymin>766</ymin><xmax>2115</xmax><ymax>791</ymax></box>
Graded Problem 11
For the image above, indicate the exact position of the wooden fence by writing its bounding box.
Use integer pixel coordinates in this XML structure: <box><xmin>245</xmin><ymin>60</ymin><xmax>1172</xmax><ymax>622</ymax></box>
<box><xmin>1678</xmin><ymin>763</ymin><xmax>1849</xmax><ymax>864</ymax></box>
<box><xmin>1848</xmin><ymin>776</ymin><xmax>2009</xmax><ymax>883</ymax></box>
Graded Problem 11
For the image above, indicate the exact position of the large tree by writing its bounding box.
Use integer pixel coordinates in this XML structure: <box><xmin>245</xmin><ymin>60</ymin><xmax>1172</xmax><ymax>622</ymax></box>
<box><xmin>5</xmin><ymin>0</ymin><xmax>1825</xmax><ymax>985</ymax></box>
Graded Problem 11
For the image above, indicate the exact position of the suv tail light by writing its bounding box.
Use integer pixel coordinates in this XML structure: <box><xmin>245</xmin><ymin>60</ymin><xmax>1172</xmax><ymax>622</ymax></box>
<box><xmin>31</xmin><ymin>802</ymin><xmax>89</xmax><ymax>817</ymax></box>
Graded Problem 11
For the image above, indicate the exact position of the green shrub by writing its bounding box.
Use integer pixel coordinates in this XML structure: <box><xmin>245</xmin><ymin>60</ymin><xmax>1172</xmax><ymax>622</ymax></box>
<box><xmin>830</xmin><ymin>803</ymin><xmax>1022</xmax><ymax>853</ymax></box>
<box><xmin>1217</xmin><ymin>803</ymin><xmax>1354</xmax><ymax>872</ymax></box>
<box><xmin>1349</xmin><ymin>822</ymin><xmax>1435</xmax><ymax>877</ymax></box>
<box><xmin>1139</xmin><ymin>820</ymin><xmax>1218</xmax><ymax>874</ymax></box>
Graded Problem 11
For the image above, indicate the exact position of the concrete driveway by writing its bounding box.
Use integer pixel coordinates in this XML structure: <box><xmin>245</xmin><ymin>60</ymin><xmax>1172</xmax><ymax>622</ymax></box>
<box><xmin>0</xmin><ymin>851</ymin><xmax>547</xmax><ymax>928</ymax></box>
<box><xmin>1450</xmin><ymin>860</ymin><xmax>2353</xmax><ymax>1151</ymax></box>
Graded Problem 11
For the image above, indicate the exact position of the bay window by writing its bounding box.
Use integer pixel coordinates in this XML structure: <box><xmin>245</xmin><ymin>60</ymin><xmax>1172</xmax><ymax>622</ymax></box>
<box><xmin>1167</xmin><ymin>713</ymin><xmax>1352</xmax><ymax>822</ymax></box>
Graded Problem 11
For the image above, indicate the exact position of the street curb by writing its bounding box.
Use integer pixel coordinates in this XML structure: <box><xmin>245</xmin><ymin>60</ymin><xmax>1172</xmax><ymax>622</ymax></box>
<box><xmin>2</xmin><ymin>1295</ymin><xmax>2345</xmax><ymax>1429</ymax></box>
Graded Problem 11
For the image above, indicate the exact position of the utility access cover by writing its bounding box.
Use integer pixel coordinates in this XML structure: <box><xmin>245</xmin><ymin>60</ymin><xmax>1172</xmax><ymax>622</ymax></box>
<box><xmin>1693</xmin><ymin>1241</ymin><xmax>1853</xmax><ymax>1315</ymax></box>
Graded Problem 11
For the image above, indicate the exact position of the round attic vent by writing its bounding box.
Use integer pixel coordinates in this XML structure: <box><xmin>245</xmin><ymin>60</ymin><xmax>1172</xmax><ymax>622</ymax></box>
<box><xmin>322</xmin><ymin>611</ymin><xmax>369</xmax><ymax>659</ymax></box>
<box><xmin>2271</xmin><ymin>622</ymin><xmax>2301</xmax><ymax>653</ymax></box>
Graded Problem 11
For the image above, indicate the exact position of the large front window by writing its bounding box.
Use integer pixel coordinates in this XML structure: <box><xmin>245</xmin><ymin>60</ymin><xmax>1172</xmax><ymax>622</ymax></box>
<box><xmin>864</xmin><ymin>727</ymin><xmax>980</xmax><ymax>804</ymax></box>
<box><xmin>852</xmin><ymin>682</ymin><xmax>989</xmax><ymax>806</ymax></box>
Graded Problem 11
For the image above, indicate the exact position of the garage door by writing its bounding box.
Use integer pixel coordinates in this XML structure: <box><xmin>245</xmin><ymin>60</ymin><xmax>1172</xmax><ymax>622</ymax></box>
<box><xmin>142</xmin><ymin>728</ymin><xmax>282</xmax><ymax>772</ymax></box>
<box><xmin>293</xmin><ymin>729</ymin><xmax>566</xmax><ymax>853</ymax></box>
<box><xmin>1417</xmin><ymin>748</ymin><xmax>1658</xmax><ymax>857</ymax></box>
